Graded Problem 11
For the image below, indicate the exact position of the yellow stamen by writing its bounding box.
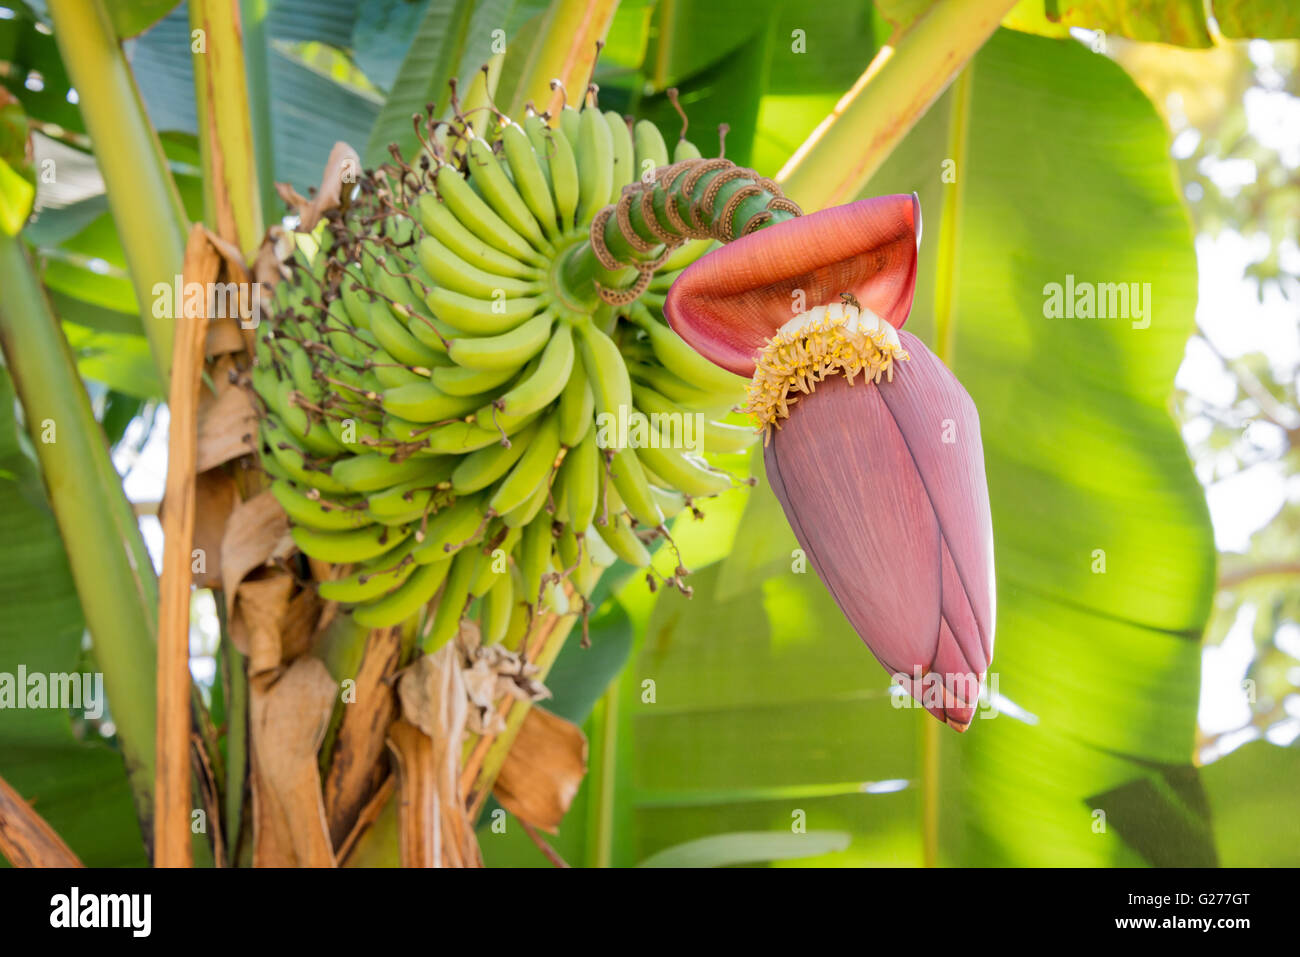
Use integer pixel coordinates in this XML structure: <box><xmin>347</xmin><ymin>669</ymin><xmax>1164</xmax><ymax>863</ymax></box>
<box><xmin>744</xmin><ymin>303</ymin><xmax>910</xmax><ymax>443</ymax></box>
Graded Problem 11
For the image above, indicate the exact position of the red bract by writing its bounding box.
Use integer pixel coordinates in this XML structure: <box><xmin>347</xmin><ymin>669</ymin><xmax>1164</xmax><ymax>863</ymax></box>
<box><xmin>664</xmin><ymin>194</ymin><xmax>920</xmax><ymax>377</ymax></box>
<box><xmin>662</xmin><ymin>194</ymin><xmax>994</xmax><ymax>731</ymax></box>
<box><xmin>765</xmin><ymin>334</ymin><xmax>995</xmax><ymax>730</ymax></box>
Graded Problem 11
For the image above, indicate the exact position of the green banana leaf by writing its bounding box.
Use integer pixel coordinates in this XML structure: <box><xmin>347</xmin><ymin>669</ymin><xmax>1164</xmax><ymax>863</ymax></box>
<box><xmin>1201</xmin><ymin>740</ymin><xmax>1300</xmax><ymax>866</ymax></box>
<box><xmin>598</xmin><ymin>27</ymin><xmax>1223</xmax><ymax>867</ymax></box>
<box><xmin>1004</xmin><ymin>0</ymin><xmax>1300</xmax><ymax>46</ymax></box>
<box><xmin>0</xmin><ymin>367</ymin><xmax>146</xmax><ymax>867</ymax></box>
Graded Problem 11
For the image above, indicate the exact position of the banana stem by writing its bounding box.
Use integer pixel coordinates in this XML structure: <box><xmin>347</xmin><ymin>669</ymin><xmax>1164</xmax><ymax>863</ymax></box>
<box><xmin>0</xmin><ymin>234</ymin><xmax>159</xmax><ymax>840</ymax></box>
<box><xmin>591</xmin><ymin>159</ymin><xmax>801</xmax><ymax>283</ymax></box>
<box><xmin>557</xmin><ymin>240</ymin><xmax>629</xmax><ymax>311</ymax></box>
<box><xmin>46</xmin><ymin>0</ymin><xmax>189</xmax><ymax>386</ymax></box>
<box><xmin>775</xmin><ymin>0</ymin><xmax>1017</xmax><ymax>211</ymax></box>
<box><xmin>190</xmin><ymin>0</ymin><xmax>265</xmax><ymax>254</ymax></box>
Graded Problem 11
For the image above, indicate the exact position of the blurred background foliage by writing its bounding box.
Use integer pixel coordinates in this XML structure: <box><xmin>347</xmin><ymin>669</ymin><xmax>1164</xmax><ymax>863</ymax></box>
<box><xmin>1</xmin><ymin>0</ymin><xmax>1297</xmax><ymax>867</ymax></box>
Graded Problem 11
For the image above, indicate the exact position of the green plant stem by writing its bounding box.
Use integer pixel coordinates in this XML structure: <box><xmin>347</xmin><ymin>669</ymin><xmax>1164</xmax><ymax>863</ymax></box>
<box><xmin>0</xmin><ymin>234</ymin><xmax>158</xmax><ymax>835</ymax></box>
<box><xmin>933</xmin><ymin>66</ymin><xmax>973</xmax><ymax>365</ymax></box>
<box><xmin>775</xmin><ymin>0</ymin><xmax>1017</xmax><ymax>211</ymax></box>
<box><xmin>918</xmin><ymin>62</ymin><xmax>975</xmax><ymax>869</ymax></box>
<box><xmin>921</xmin><ymin>716</ymin><xmax>939</xmax><ymax>867</ymax></box>
<box><xmin>585</xmin><ymin>680</ymin><xmax>619</xmax><ymax>868</ymax></box>
<box><xmin>509</xmin><ymin>0</ymin><xmax>619</xmax><ymax>120</ymax></box>
<box><xmin>46</xmin><ymin>0</ymin><xmax>189</xmax><ymax>384</ymax></box>
<box><xmin>220</xmin><ymin>615</ymin><xmax>248</xmax><ymax>863</ymax></box>
<box><xmin>240</xmin><ymin>0</ymin><xmax>279</xmax><ymax>226</ymax></box>
<box><xmin>190</xmin><ymin>0</ymin><xmax>265</xmax><ymax>253</ymax></box>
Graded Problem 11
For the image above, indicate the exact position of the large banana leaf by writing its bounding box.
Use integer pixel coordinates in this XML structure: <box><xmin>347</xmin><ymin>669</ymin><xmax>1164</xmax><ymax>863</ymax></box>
<box><xmin>598</xmin><ymin>28</ymin><xmax>1221</xmax><ymax>866</ymax></box>
<box><xmin>0</xmin><ymin>367</ymin><xmax>146</xmax><ymax>867</ymax></box>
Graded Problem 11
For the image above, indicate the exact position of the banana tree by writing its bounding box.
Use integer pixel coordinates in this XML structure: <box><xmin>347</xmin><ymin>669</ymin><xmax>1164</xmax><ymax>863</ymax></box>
<box><xmin>0</xmin><ymin>0</ymin><xmax>1296</xmax><ymax>870</ymax></box>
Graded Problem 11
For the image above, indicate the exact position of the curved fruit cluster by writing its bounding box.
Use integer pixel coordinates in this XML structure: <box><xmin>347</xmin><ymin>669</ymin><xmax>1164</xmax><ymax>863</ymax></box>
<box><xmin>253</xmin><ymin>99</ymin><xmax>761</xmax><ymax>647</ymax></box>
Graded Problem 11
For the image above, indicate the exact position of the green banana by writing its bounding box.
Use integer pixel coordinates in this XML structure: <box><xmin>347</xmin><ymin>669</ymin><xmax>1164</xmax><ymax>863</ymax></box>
<box><xmin>517</xmin><ymin>512</ymin><xmax>554</xmax><ymax>607</ymax></box>
<box><xmin>595</xmin><ymin>511</ymin><xmax>652</xmax><ymax>567</ymax></box>
<box><xmin>538</xmin><ymin>116</ymin><xmax>579</xmax><ymax>230</ymax></box>
<box><xmin>634</xmin><ymin>437</ymin><xmax>733</xmax><ymax>498</ymax></box>
<box><xmin>575</xmin><ymin>106</ymin><xmax>614</xmax><ymax>226</ymax></box>
<box><xmin>469</xmin><ymin>528</ymin><xmax>520</xmax><ymax>597</ymax></box>
<box><xmin>270</xmin><ymin>479</ymin><xmax>371</xmax><ymax>532</ymax></box>
<box><xmin>292</xmin><ymin>523</ymin><xmax>410</xmax><ymax>564</ymax></box>
<box><xmin>488</xmin><ymin>412</ymin><xmax>561</xmax><ymax>516</ymax></box>
<box><xmin>423</xmin><ymin>547</ymin><xmax>477</xmax><ymax>651</ymax></box>
<box><xmin>633</xmin><ymin>119</ymin><xmax>670</xmax><ymax>183</ymax></box>
<box><xmin>478</xmin><ymin>321</ymin><xmax>574</xmax><ymax>427</ymax></box>
<box><xmin>435</xmin><ymin>164</ymin><xmax>544</xmax><ymax>267</ymax></box>
<box><xmin>269</xmin><ymin>376</ymin><xmax>346</xmax><ymax>457</ymax></box>
<box><xmin>554</xmin><ymin>426</ymin><xmax>599</xmax><ymax>532</ymax></box>
<box><xmin>465</xmin><ymin>136</ymin><xmax>550</xmax><ymax>253</ymax></box>
<box><xmin>605</xmin><ymin>110</ymin><xmax>635</xmax><ymax>202</ymax></box>
<box><xmin>631</xmin><ymin>383</ymin><xmax>758</xmax><ymax>454</ymax></box>
<box><xmin>451</xmin><ymin>418</ymin><xmax>538</xmax><ymax>493</ymax></box>
<box><xmin>410</xmin><ymin>493</ymin><xmax>487</xmax><ymax>563</ymax></box>
<box><xmin>432</xmin><ymin>362</ymin><xmax>521</xmax><ymax>397</ymax></box>
<box><xmin>652</xmin><ymin>485</ymin><xmax>687</xmax><ymax>521</ymax></box>
<box><xmin>627</xmin><ymin>304</ymin><xmax>748</xmax><ymax>395</ymax></box>
<box><xmin>628</xmin><ymin>360</ymin><xmax>731</xmax><ymax>412</ymax></box>
<box><xmin>353</xmin><ymin>557</ymin><xmax>451</xmax><ymax>628</ymax></box>
<box><xmin>260</xmin><ymin>420</ymin><xmax>353</xmax><ymax>495</ymax></box>
<box><xmin>366</xmin><ymin>478</ymin><xmax>445</xmax><ymax>526</ymax></box>
<box><xmin>446</xmin><ymin>309</ymin><xmax>555</xmax><ymax>371</ymax></box>
<box><xmin>370</xmin><ymin>351</ymin><xmax>427</xmax><ymax>390</ymax></box>
<box><xmin>556</xmin><ymin>521</ymin><xmax>580</xmax><ymax>571</ymax></box>
<box><xmin>673</xmin><ymin>137</ymin><xmax>703</xmax><ymax>163</ymax></box>
<box><xmin>607</xmin><ymin>446</ymin><xmax>664</xmax><ymax>527</ymax></box>
<box><xmin>339</xmin><ymin>269</ymin><xmax>373</xmax><ymax>329</ymax></box>
<box><xmin>479</xmin><ymin>570</ymin><xmax>514</xmax><ymax>645</ymax></box>
<box><xmin>416</xmin><ymin>192</ymin><xmax>539</xmax><ymax>279</ymax></box>
<box><xmin>502</xmin><ymin>121</ymin><xmax>559</xmax><ymax>240</ymax></box>
<box><xmin>575</xmin><ymin>318</ymin><xmax>634</xmax><ymax>448</ymax></box>
<box><xmin>420</xmin><ymin>412</ymin><xmax>543</xmax><ymax>455</ymax></box>
<box><xmin>425</xmin><ymin>286</ymin><xmax>544</xmax><ymax>336</ymax></box>
<box><xmin>416</xmin><ymin>235</ymin><xmax>541</xmax><ymax>300</ymax></box>
<box><xmin>368</xmin><ymin>300</ymin><xmax>446</xmax><ymax>367</ymax></box>
<box><xmin>318</xmin><ymin>537</ymin><xmax>420</xmax><ymax>603</ymax></box>
<box><xmin>380</xmin><ymin>382</ymin><xmax>490</xmax><ymax>423</ymax></box>
<box><xmin>556</xmin><ymin>354</ymin><xmax>596</xmax><ymax>447</ymax></box>
<box><xmin>501</xmin><ymin>470</ymin><xmax>553</xmax><ymax>528</ymax></box>
<box><xmin>330</xmin><ymin>451</ymin><xmax>453</xmax><ymax>493</ymax></box>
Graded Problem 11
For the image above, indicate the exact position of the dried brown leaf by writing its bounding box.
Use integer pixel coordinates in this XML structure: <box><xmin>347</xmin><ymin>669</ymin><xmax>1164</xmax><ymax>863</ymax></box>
<box><xmin>155</xmin><ymin>224</ymin><xmax>222</xmax><ymax>868</ymax></box>
<box><xmin>196</xmin><ymin>383</ymin><xmax>258</xmax><ymax>473</ymax></box>
<box><xmin>276</xmin><ymin>141</ymin><xmax>361</xmax><ymax>232</ymax></box>
<box><xmin>250</xmin><ymin>657</ymin><xmax>338</xmax><ymax>867</ymax></box>
<box><xmin>0</xmin><ymin>774</ymin><xmax>82</xmax><ymax>867</ymax></box>
<box><xmin>191</xmin><ymin>469</ymin><xmax>239</xmax><ymax>590</ymax></box>
<box><xmin>220</xmin><ymin>489</ymin><xmax>291</xmax><ymax>620</ymax></box>
<box><xmin>230</xmin><ymin>574</ymin><xmax>295</xmax><ymax>676</ymax></box>
<box><xmin>391</xmin><ymin>647</ymin><xmax>481</xmax><ymax>867</ymax></box>
<box><xmin>324</xmin><ymin>626</ymin><xmax>403</xmax><ymax>849</ymax></box>
<box><xmin>492</xmin><ymin>708</ymin><xmax>588</xmax><ymax>834</ymax></box>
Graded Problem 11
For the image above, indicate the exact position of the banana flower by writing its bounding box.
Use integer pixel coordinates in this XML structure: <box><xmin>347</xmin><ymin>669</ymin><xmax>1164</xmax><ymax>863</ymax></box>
<box><xmin>664</xmin><ymin>195</ymin><xmax>995</xmax><ymax>730</ymax></box>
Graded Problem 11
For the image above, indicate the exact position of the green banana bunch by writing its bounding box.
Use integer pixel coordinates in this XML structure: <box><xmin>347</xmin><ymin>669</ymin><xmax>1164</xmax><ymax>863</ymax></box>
<box><xmin>253</xmin><ymin>97</ymin><xmax>760</xmax><ymax>650</ymax></box>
